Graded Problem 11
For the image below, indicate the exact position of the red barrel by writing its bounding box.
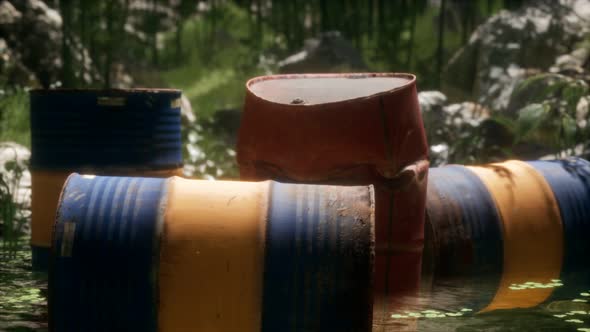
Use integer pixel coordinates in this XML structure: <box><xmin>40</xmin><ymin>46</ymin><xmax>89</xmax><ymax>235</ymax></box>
<box><xmin>236</xmin><ymin>73</ymin><xmax>429</xmax><ymax>319</ymax></box>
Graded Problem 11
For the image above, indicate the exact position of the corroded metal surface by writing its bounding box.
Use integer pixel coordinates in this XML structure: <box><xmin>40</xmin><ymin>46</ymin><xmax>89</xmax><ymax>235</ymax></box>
<box><xmin>50</xmin><ymin>175</ymin><xmax>375</xmax><ymax>332</ymax></box>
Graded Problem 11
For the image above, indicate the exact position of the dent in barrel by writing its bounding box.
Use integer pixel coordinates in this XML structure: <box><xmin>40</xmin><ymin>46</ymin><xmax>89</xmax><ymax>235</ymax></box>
<box><xmin>49</xmin><ymin>173</ymin><xmax>168</xmax><ymax>332</ymax></box>
<box><xmin>261</xmin><ymin>182</ymin><xmax>375</xmax><ymax>332</ymax></box>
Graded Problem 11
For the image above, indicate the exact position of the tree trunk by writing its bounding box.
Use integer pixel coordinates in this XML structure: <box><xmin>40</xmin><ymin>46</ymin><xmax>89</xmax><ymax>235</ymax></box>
<box><xmin>405</xmin><ymin>0</ymin><xmax>417</xmax><ymax>69</ymax></box>
<box><xmin>436</xmin><ymin>0</ymin><xmax>447</xmax><ymax>88</ymax></box>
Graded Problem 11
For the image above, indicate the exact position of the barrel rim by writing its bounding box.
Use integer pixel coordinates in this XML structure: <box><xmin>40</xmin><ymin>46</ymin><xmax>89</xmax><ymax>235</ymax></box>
<box><xmin>28</xmin><ymin>163</ymin><xmax>185</xmax><ymax>172</ymax></box>
<box><xmin>29</xmin><ymin>88</ymin><xmax>182</xmax><ymax>95</ymax></box>
<box><xmin>245</xmin><ymin>72</ymin><xmax>416</xmax><ymax>107</ymax></box>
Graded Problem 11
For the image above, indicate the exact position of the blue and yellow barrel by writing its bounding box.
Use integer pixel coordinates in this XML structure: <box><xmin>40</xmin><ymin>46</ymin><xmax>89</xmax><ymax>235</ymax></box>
<box><xmin>49</xmin><ymin>174</ymin><xmax>375</xmax><ymax>332</ymax></box>
<box><xmin>527</xmin><ymin>158</ymin><xmax>590</xmax><ymax>300</ymax></box>
<box><xmin>423</xmin><ymin>165</ymin><xmax>503</xmax><ymax>311</ymax></box>
<box><xmin>423</xmin><ymin>159</ymin><xmax>590</xmax><ymax>313</ymax></box>
<box><xmin>29</xmin><ymin>89</ymin><xmax>184</xmax><ymax>270</ymax></box>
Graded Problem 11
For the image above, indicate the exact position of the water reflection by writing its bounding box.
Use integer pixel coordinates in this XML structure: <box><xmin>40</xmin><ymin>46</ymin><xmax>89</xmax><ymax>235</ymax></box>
<box><xmin>0</xmin><ymin>245</ymin><xmax>589</xmax><ymax>331</ymax></box>
<box><xmin>0</xmin><ymin>248</ymin><xmax>47</xmax><ymax>331</ymax></box>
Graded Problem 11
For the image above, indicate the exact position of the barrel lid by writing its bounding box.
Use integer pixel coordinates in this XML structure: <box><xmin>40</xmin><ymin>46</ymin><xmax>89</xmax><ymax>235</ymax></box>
<box><xmin>247</xmin><ymin>73</ymin><xmax>415</xmax><ymax>106</ymax></box>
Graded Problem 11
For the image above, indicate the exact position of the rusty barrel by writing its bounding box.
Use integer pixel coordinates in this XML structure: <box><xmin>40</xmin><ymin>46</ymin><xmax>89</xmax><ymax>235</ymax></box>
<box><xmin>422</xmin><ymin>159</ymin><xmax>590</xmax><ymax>313</ymax></box>
<box><xmin>29</xmin><ymin>89</ymin><xmax>184</xmax><ymax>270</ymax></box>
<box><xmin>49</xmin><ymin>174</ymin><xmax>375</xmax><ymax>332</ymax></box>
<box><xmin>236</xmin><ymin>73</ymin><xmax>429</xmax><ymax>317</ymax></box>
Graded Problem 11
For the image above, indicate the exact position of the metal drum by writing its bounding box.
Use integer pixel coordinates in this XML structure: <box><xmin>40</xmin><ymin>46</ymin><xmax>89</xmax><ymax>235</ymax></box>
<box><xmin>29</xmin><ymin>88</ymin><xmax>184</xmax><ymax>270</ymax></box>
<box><xmin>236</xmin><ymin>73</ymin><xmax>429</xmax><ymax>319</ymax></box>
<box><xmin>527</xmin><ymin>158</ymin><xmax>590</xmax><ymax>300</ymax></box>
<box><xmin>423</xmin><ymin>165</ymin><xmax>503</xmax><ymax>312</ymax></box>
<box><xmin>49</xmin><ymin>174</ymin><xmax>375</xmax><ymax>332</ymax></box>
<box><xmin>421</xmin><ymin>160</ymin><xmax>583</xmax><ymax>314</ymax></box>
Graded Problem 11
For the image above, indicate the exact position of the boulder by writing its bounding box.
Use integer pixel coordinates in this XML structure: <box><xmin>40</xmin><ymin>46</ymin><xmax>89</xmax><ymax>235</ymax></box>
<box><xmin>418</xmin><ymin>90</ymin><xmax>447</xmax><ymax>114</ymax></box>
<box><xmin>278</xmin><ymin>31</ymin><xmax>367</xmax><ymax>73</ymax></box>
<box><xmin>1</xmin><ymin>0</ymin><xmax>62</xmax><ymax>87</ymax></box>
<box><xmin>443</xmin><ymin>0</ymin><xmax>590</xmax><ymax>110</ymax></box>
<box><xmin>0</xmin><ymin>0</ymin><xmax>103</xmax><ymax>87</ymax></box>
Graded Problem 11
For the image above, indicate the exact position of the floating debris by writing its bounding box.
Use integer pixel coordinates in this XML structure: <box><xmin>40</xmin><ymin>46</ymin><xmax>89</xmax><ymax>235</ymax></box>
<box><xmin>508</xmin><ymin>281</ymin><xmax>564</xmax><ymax>290</ymax></box>
<box><xmin>574</xmin><ymin>299</ymin><xmax>589</xmax><ymax>303</ymax></box>
<box><xmin>565</xmin><ymin>319</ymin><xmax>584</xmax><ymax>323</ymax></box>
<box><xmin>421</xmin><ymin>310</ymin><xmax>440</xmax><ymax>314</ymax></box>
<box><xmin>445</xmin><ymin>313</ymin><xmax>464</xmax><ymax>317</ymax></box>
<box><xmin>581</xmin><ymin>293</ymin><xmax>590</xmax><ymax>297</ymax></box>
<box><xmin>390</xmin><ymin>314</ymin><xmax>407</xmax><ymax>319</ymax></box>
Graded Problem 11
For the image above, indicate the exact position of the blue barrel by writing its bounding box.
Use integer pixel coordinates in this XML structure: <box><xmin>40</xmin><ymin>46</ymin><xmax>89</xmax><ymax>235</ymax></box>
<box><xmin>29</xmin><ymin>88</ymin><xmax>182</xmax><ymax>169</ymax></box>
<box><xmin>424</xmin><ymin>165</ymin><xmax>503</xmax><ymax>310</ymax></box>
<box><xmin>49</xmin><ymin>174</ymin><xmax>375</xmax><ymax>332</ymax></box>
<box><xmin>527</xmin><ymin>158</ymin><xmax>590</xmax><ymax>299</ymax></box>
<box><xmin>30</xmin><ymin>89</ymin><xmax>183</xmax><ymax>271</ymax></box>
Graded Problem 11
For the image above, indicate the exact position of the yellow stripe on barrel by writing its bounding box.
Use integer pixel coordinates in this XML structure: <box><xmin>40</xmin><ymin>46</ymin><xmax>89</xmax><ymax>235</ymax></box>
<box><xmin>158</xmin><ymin>177</ymin><xmax>268</xmax><ymax>332</ymax></box>
<box><xmin>467</xmin><ymin>160</ymin><xmax>563</xmax><ymax>312</ymax></box>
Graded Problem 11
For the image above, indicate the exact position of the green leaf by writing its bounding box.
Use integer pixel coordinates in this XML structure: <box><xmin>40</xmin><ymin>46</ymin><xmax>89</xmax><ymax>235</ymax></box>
<box><xmin>515</xmin><ymin>103</ymin><xmax>549</xmax><ymax>143</ymax></box>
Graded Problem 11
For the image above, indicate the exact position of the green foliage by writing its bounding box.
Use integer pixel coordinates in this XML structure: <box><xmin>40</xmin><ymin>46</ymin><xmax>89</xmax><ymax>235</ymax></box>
<box><xmin>183</xmin><ymin>122</ymin><xmax>239</xmax><ymax>179</ymax></box>
<box><xmin>514</xmin><ymin>103</ymin><xmax>550</xmax><ymax>144</ymax></box>
<box><xmin>0</xmin><ymin>151</ymin><xmax>29</xmax><ymax>258</ymax></box>
<box><xmin>0</xmin><ymin>90</ymin><xmax>30</xmax><ymax>147</ymax></box>
<box><xmin>160</xmin><ymin>3</ymin><xmax>270</xmax><ymax>119</ymax></box>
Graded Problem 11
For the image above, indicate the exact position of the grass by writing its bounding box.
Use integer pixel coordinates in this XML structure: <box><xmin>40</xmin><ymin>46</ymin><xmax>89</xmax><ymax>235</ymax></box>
<box><xmin>160</xmin><ymin>3</ymin><xmax>272</xmax><ymax>119</ymax></box>
<box><xmin>0</xmin><ymin>89</ymin><xmax>30</xmax><ymax>147</ymax></box>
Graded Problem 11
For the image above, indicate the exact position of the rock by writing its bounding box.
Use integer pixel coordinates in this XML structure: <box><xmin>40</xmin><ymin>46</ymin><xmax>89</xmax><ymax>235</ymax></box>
<box><xmin>0</xmin><ymin>37</ymin><xmax>37</xmax><ymax>86</ymax></box>
<box><xmin>418</xmin><ymin>90</ymin><xmax>447</xmax><ymax>114</ymax></box>
<box><xmin>444</xmin><ymin>0</ymin><xmax>590</xmax><ymax>110</ymax></box>
<box><xmin>0</xmin><ymin>0</ymin><xmax>103</xmax><ymax>87</ymax></box>
<box><xmin>550</xmin><ymin>47</ymin><xmax>590</xmax><ymax>77</ymax></box>
<box><xmin>278</xmin><ymin>31</ymin><xmax>367</xmax><ymax>73</ymax></box>
<box><xmin>0</xmin><ymin>142</ymin><xmax>31</xmax><ymax>233</ymax></box>
<box><xmin>443</xmin><ymin>102</ymin><xmax>490</xmax><ymax>128</ymax></box>
<box><xmin>1</xmin><ymin>0</ymin><xmax>62</xmax><ymax>87</ymax></box>
<box><xmin>0</xmin><ymin>1</ymin><xmax>21</xmax><ymax>25</ymax></box>
<box><xmin>419</xmin><ymin>90</ymin><xmax>449</xmax><ymax>148</ymax></box>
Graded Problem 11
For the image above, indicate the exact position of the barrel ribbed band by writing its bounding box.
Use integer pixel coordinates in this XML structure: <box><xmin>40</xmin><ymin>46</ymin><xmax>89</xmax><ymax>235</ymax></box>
<box><xmin>262</xmin><ymin>182</ymin><xmax>375</xmax><ymax>332</ymax></box>
<box><xmin>31</xmin><ymin>168</ymin><xmax>183</xmax><ymax>271</ymax></box>
<box><xmin>29</xmin><ymin>89</ymin><xmax>183</xmax><ymax>169</ymax></box>
<box><xmin>49</xmin><ymin>174</ymin><xmax>167</xmax><ymax>332</ymax></box>
<box><xmin>467</xmin><ymin>161</ymin><xmax>563</xmax><ymax>312</ymax></box>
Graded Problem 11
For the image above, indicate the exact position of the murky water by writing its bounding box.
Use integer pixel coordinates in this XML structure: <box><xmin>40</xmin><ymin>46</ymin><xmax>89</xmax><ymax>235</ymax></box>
<box><xmin>0</xmin><ymin>246</ymin><xmax>47</xmax><ymax>332</ymax></box>
<box><xmin>1</xmin><ymin>244</ymin><xmax>589</xmax><ymax>332</ymax></box>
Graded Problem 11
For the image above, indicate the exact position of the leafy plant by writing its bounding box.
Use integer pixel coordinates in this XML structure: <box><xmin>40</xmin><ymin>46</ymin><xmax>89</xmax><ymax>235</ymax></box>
<box><xmin>0</xmin><ymin>151</ymin><xmax>30</xmax><ymax>259</ymax></box>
